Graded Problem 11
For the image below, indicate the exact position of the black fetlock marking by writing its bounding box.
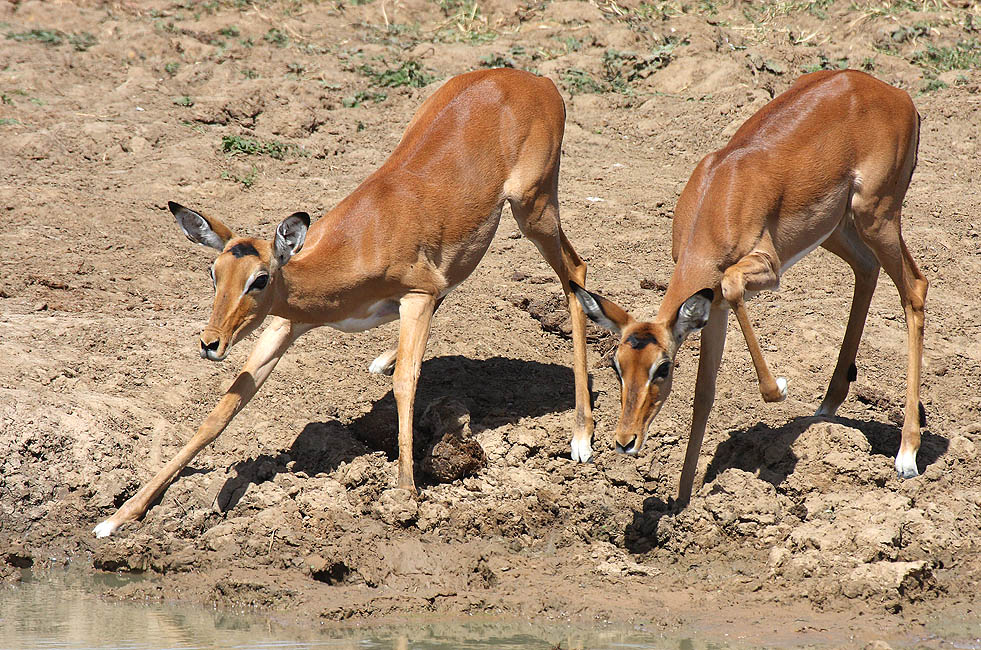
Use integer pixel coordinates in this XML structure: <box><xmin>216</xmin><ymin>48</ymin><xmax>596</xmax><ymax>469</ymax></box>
<box><xmin>918</xmin><ymin>401</ymin><xmax>926</xmax><ymax>428</ymax></box>
<box><xmin>847</xmin><ymin>363</ymin><xmax>857</xmax><ymax>382</ymax></box>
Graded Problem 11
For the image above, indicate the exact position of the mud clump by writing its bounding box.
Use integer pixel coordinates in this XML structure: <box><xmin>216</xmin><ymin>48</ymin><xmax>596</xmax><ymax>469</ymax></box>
<box><xmin>512</xmin><ymin>293</ymin><xmax>609</xmax><ymax>343</ymax></box>
<box><xmin>842</xmin><ymin>560</ymin><xmax>939</xmax><ymax>613</ymax></box>
<box><xmin>419</xmin><ymin>397</ymin><xmax>487</xmax><ymax>482</ymax></box>
<box><xmin>651</xmin><ymin>469</ymin><xmax>790</xmax><ymax>554</ymax></box>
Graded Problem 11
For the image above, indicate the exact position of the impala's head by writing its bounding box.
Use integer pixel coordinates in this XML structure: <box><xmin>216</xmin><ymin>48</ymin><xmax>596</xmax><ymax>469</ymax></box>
<box><xmin>570</xmin><ymin>282</ymin><xmax>713</xmax><ymax>456</ymax></box>
<box><xmin>169</xmin><ymin>201</ymin><xmax>309</xmax><ymax>361</ymax></box>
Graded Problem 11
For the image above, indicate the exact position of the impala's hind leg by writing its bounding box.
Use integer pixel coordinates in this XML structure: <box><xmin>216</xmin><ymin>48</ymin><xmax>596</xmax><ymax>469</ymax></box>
<box><xmin>816</xmin><ymin>219</ymin><xmax>881</xmax><ymax>416</ymax></box>
<box><xmin>852</xmin><ymin>202</ymin><xmax>928</xmax><ymax>479</ymax></box>
<box><xmin>509</xmin><ymin>188</ymin><xmax>593</xmax><ymax>462</ymax></box>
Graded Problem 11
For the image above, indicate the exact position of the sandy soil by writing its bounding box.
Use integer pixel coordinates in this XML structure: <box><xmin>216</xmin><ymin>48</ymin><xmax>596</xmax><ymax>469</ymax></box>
<box><xmin>1</xmin><ymin>0</ymin><xmax>980</xmax><ymax>646</ymax></box>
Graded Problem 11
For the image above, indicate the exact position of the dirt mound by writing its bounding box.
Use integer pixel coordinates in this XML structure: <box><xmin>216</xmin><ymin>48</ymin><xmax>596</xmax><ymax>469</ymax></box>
<box><xmin>2</xmin><ymin>0</ymin><xmax>980</xmax><ymax>644</ymax></box>
<box><xmin>637</xmin><ymin>419</ymin><xmax>977</xmax><ymax>612</ymax></box>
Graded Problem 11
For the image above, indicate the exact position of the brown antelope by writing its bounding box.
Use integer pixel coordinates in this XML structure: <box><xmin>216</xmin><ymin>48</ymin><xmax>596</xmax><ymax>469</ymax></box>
<box><xmin>572</xmin><ymin>70</ymin><xmax>928</xmax><ymax>505</ymax></box>
<box><xmin>93</xmin><ymin>68</ymin><xmax>594</xmax><ymax>538</ymax></box>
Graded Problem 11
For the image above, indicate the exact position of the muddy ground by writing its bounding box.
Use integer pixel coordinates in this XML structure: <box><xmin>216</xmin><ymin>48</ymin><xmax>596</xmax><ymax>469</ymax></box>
<box><xmin>1</xmin><ymin>0</ymin><xmax>980</xmax><ymax>646</ymax></box>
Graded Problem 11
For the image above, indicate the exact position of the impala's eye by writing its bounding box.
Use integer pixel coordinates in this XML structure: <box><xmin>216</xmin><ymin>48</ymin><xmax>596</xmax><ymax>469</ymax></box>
<box><xmin>651</xmin><ymin>361</ymin><xmax>670</xmax><ymax>382</ymax></box>
<box><xmin>248</xmin><ymin>274</ymin><xmax>269</xmax><ymax>292</ymax></box>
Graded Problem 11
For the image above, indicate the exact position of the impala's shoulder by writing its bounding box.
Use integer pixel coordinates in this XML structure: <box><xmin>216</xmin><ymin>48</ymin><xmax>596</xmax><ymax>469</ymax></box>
<box><xmin>447</xmin><ymin>67</ymin><xmax>556</xmax><ymax>96</ymax></box>
<box><xmin>794</xmin><ymin>69</ymin><xmax>909</xmax><ymax>102</ymax></box>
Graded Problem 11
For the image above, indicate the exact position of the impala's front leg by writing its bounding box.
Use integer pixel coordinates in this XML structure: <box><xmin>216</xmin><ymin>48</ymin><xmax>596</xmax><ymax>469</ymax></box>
<box><xmin>369</xmin><ymin>297</ymin><xmax>445</xmax><ymax>376</ymax></box>
<box><xmin>678</xmin><ymin>306</ymin><xmax>728</xmax><ymax>505</ymax></box>
<box><xmin>721</xmin><ymin>251</ymin><xmax>787</xmax><ymax>403</ymax></box>
<box><xmin>93</xmin><ymin>317</ymin><xmax>311</xmax><ymax>538</ymax></box>
<box><xmin>392</xmin><ymin>292</ymin><xmax>436</xmax><ymax>492</ymax></box>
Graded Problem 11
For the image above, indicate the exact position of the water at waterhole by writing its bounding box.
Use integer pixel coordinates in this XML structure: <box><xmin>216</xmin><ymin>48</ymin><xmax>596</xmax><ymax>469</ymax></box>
<box><xmin>0</xmin><ymin>569</ymin><xmax>977</xmax><ymax>649</ymax></box>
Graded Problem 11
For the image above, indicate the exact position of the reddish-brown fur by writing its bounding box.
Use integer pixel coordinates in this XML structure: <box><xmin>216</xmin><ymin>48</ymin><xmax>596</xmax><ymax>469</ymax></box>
<box><xmin>576</xmin><ymin>70</ymin><xmax>927</xmax><ymax>504</ymax></box>
<box><xmin>94</xmin><ymin>69</ymin><xmax>595</xmax><ymax>538</ymax></box>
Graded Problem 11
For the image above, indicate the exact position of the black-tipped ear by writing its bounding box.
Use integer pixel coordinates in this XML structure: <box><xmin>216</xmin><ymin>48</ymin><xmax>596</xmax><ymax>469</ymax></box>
<box><xmin>569</xmin><ymin>281</ymin><xmax>633</xmax><ymax>334</ymax></box>
<box><xmin>169</xmin><ymin>201</ymin><xmax>234</xmax><ymax>251</ymax></box>
<box><xmin>273</xmin><ymin>211</ymin><xmax>310</xmax><ymax>267</ymax></box>
<box><xmin>673</xmin><ymin>288</ymin><xmax>714</xmax><ymax>342</ymax></box>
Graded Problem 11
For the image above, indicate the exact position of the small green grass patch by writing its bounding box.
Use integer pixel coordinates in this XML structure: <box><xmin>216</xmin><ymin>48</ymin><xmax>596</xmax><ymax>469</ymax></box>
<box><xmin>221</xmin><ymin>135</ymin><xmax>294</xmax><ymax>159</ymax></box>
<box><xmin>5</xmin><ymin>28</ymin><xmax>96</xmax><ymax>51</ymax></box>
<box><xmin>358</xmin><ymin>60</ymin><xmax>438</xmax><ymax>88</ymax></box>
<box><xmin>342</xmin><ymin>90</ymin><xmax>387</xmax><ymax>107</ymax></box>
<box><xmin>912</xmin><ymin>40</ymin><xmax>981</xmax><ymax>72</ymax></box>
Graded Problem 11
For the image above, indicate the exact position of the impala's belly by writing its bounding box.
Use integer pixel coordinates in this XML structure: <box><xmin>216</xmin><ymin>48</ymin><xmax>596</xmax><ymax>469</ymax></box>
<box><xmin>776</xmin><ymin>183</ymin><xmax>849</xmax><ymax>274</ymax></box>
<box><xmin>326</xmin><ymin>299</ymin><xmax>399</xmax><ymax>333</ymax></box>
<box><xmin>438</xmin><ymin>204</ymin><xmax>504</xmax><ymax>287</ymax></box>
<box><xmin>779</xmin><ymin>220</ymin><xmax>839</xmax><ymax>274</ymax></box>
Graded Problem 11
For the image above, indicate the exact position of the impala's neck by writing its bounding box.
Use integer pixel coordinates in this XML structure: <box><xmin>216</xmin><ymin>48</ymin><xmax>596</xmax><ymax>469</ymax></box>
<box><xmin>654</xmin><ymin>251</ymin><xmax>721</xmax><ymax>352</ymax></box>
<box><xmin>264</xmin><ymin>196</ymin><xmax>393</xmax><ymax>325</ymax></box>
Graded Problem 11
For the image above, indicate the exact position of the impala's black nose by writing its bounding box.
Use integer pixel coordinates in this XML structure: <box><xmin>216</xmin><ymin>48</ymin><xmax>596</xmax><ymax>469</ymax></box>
<box><xmin>201</xmin><ymin>338</ymin><xmax>220</xmax><ymax>352</ymax></box>
<box><xmin>615</xmin><ymin>436</ymin><xmax>637</xmax><ymax>454</ymax></box>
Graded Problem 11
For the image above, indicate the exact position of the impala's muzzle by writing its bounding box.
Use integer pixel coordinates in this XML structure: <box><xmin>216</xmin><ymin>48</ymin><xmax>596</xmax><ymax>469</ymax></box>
<box><xmin>615</xmin><ymin>435</ymin><xmax>639</xmax><ymax>455</ymax></box>
<box><xmin>199</xmin><ymin>334</ymin><xmax>227</xmax><ymax>361</ymax></box>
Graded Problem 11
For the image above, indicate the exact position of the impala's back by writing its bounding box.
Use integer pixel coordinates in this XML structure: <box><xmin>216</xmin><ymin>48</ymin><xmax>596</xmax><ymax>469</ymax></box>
<box><xmin>671</xmin><ymin>69</ymin><xmax>919</xmax><ymax>281</ymax></box>
<box><xmin>293</xmin><ymin>68</ymin><xmax>568</xmax><ymax>300</ymax></box>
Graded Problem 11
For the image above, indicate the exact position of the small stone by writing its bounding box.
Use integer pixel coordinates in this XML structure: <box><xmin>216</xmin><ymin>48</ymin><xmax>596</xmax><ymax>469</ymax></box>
<box><xmin>768</xmin><ymin>546</ymin><xmax>790</xmax><ymax>570</ymax></box>
<box><xmin>865</xmin><ymin>641</ymin><xmax>893</xmax><ymax>650</ymax></box>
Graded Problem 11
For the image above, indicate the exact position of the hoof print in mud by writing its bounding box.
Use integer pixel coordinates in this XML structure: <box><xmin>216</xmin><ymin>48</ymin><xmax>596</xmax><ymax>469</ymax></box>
<box><xmin>419</xmin><ymin>397</ymin><xmax>487</xmax><ymax>483</ymax></box>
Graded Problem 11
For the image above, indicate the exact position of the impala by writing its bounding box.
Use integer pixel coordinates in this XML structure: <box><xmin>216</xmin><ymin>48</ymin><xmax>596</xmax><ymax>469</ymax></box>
<box><xmin>93</xmin><ymin>68</ymin><xmax>594</xmax><ymax>538</ymax></box>
<box><xmin>572</xmin><ymin>70</ymin><xmax>928</xmax><ymax>505</ymax></box>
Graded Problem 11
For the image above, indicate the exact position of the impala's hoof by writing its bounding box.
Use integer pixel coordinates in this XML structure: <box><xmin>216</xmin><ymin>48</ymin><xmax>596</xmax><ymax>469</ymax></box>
<box><xmin>570</xmin><ymin>436</ymin><xmax>592</xmax><ymax>463</ymax></box>
<box><xmin>814</xmin><ymin>403</ymin><xmax>834</xmax><ymax>417</ymax></box>
<box><xmin>368</xmin><ymin>350</ymin><xmax>397</xmax><ymax>375</ymax></box>
<box><xmin>92</xmin><ymin>520</ymin><xmax>118</xmax><ymax>538</ymax></box>
<box><xmin>764</xmin><ymin>376</ymin><xmax>789</xmax><ymax>403</ymax></box>
<box><xmin>895</xmin><ymin>449</ymin><xmax>919</xmax><ymax>479</ymax></box>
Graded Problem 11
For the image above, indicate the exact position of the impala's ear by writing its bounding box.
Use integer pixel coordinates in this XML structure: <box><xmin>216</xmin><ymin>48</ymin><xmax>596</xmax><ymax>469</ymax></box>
<box><xmin>273</xmin><ymin>212</ymin><xmax>310</xmax><ymax>267</ymax></box>
<box><xmin>569</xmin><ymin>281</ymin><xmax>634</xmax><ymax>335</ymax></box>
<box><xmin>169</xmin><ymin>201</ymin><xmax>234</xmax><ymax>251</ymax></box>
<box><xmin>673</xmin><ymin>288</ymin><xmax>714</xmax><ymax>342</ymax></box>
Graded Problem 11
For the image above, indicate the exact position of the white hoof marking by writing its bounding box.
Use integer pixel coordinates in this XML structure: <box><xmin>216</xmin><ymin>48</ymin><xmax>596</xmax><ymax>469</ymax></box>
<box><xmin>895</xmin><ymin>448</ymin><xmax>919</xmax><ymax>479</ymax></box>
<box><xmin>776</xmin><ymin>376</ymin><xmax>788</xmax><ymax>401</ymax></box>
<box><xmin>93</xmin><ymin>520</ymin><xmax>118</xmax><ymax>538</ymax></box>
<box><xmin>570</xmin><ymin>436</ymin><xmax>592</xmax><ymax>463</ymax></box>
<box><xmin>368</xmin><ymin>349</ymin><xmax>397</xmax><ymax>375</ymax></box>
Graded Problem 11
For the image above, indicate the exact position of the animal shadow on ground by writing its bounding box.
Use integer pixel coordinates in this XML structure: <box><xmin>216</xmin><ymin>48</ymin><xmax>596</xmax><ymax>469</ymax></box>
<box><xmin>702</xmin><ymin>414</ymin><xmax>948</xmax><ymax>488</ymax></box>
<box><xmin>624</xmin><ymin>414</ymin><xmax>948</xmax><ymax>553</ymax></box>
<box><xmin>217</xmin><ymin>354</ymin><xmax>581</xmax><ymax>510</ymax></box>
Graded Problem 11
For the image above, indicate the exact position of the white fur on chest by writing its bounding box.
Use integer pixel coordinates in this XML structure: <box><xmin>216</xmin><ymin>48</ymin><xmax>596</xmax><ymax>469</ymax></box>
<box><xmin>327</xmin><ymin>299</ymin><xmax>399</xmax><ymax>333</ymax></box>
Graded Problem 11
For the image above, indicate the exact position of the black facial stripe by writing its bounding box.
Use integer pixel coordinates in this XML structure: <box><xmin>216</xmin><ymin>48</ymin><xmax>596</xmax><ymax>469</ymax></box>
<box><xmin>626</xmin><ymin>333</ymin><xmax>658</xmax><ymax>349</ymax></box>
<box><xmin>229</xmin><ymin>243</ymin><xmax>259</xmax><ymax>258</ymax></box>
